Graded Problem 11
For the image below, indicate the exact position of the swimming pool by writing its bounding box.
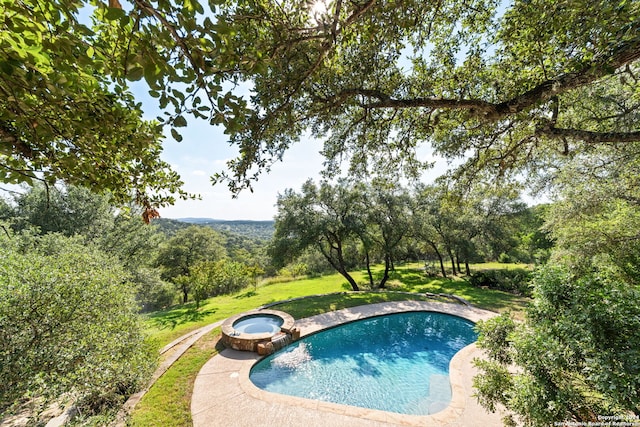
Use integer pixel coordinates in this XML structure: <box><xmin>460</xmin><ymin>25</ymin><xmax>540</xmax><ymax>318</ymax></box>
<box><xmin>250</xmin><ymin>311</ymin><xmax>477</xmax><ymax>415</ymax></box>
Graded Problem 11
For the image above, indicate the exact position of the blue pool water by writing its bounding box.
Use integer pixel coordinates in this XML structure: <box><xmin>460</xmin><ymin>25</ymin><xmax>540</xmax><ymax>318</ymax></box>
<box><xmin>250</xmin><ymin>312</ymin><xmax>477</xmax><ymax>415</ymax></box>
<box><xmin>233</xmin><ymin>314</ymin><xmax>283</xmax><ymax>334</ymax></box>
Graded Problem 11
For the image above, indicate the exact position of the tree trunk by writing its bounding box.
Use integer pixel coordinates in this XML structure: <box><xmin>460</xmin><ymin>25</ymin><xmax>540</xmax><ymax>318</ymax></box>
<box><xmin>465</xmin><ymin>260</ymin><xmax>471</xmax><ymax>276</ymax></box>
<box><xmin>448</xmin><ymin>249</ymin><xmax>457</xmax><ymax>276</ymax></box>
<box><xmin>320</xmin><ymin>244</ymin><xmax>360</xmax><ymax>291</ymax></box>
<box><xmin>428</xmin><ymin>241</ymin><xmax>447</xmax><ymax>278</ymax></box>
<box><xmin>378</xmin><ymin>255</ymin><xmax>391</xmax><ymax>289</ymax></box>
<box><xmin>341</xmin><ymin>269</ymin><xmax>360</xmax><ymax>291</ymax></box>
<box><xmin>182</xmin><ymin>287</ymin><xmax>188</xmax><ymax>304</ymax></box>
<box><xmin>365</xmin><ymin>251</ymin><xmax>374</xmax><ymax>288</ymax></box>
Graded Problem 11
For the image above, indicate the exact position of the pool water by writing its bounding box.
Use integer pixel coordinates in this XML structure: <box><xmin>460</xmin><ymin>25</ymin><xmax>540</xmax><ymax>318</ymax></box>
<box><xmin>250</xmin><ymin>312</ymin><xmax>477</xmax><ymax>415</ymax></box>
<box><xmin>233</xmin><ymin>314</ymin><xmax>284</xmax><ymax>334</ymax></box>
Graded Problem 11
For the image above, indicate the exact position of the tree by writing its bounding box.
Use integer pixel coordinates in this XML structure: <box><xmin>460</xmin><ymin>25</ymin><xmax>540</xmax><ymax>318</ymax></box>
<box><xmin>155</xmin><ymin>225</ymin><xmax>225</xmax><ymax>303</ymax></box>
<box><xmin>474</xmin><ymin>134</ymin><xmax>640</xmax><ymax>423</ymax></box>
<box><xmin>271</xmin><ymin>179</ymin><xmax>362</xmax><ymax>291</ymax></box>
<box><xmin>0</xmin><ymin>231</ymin><xmax>155</xmax><ymax>415</ymax></box>
<box><xmin>475</xmin><ymin>266</ymin><xmax>640</xmax><ymax>426</ymax></box>
<box><xmin>191</xmin><ymin>259</ymin><xmax>251</xmax><ymax>306</ymax></box>
<box><xmin>211</xmin><ymin>0</ymin><xmax>640</xmax><ymax>194</ymax></box>
<box><xmin>10</xmin><ymin>184</ymin><xmax>113</xmax><ymax>237</ymax></box>
<box><xmin>6</xmin><ymin>1</ymin><xmax>639</xmax><ymax>204</ymax></box>
<box><xmin>413</xmin><ymin>184</ymin><xmax>463</xmax><ymax>275</ymax></box>
<box><xmin>357</xmin><ymin>182</ymin><xmax>412</xmax><ymax>288</ymax></box>
<box><xmin>1</xmin><ymin>0</ymin><xmax>263</xmax><ymax>207</ymax></box>
<box><xmin>541</xmin><ymin>142</ymin><xmax>640</xmax><ymax>280</ymax></box>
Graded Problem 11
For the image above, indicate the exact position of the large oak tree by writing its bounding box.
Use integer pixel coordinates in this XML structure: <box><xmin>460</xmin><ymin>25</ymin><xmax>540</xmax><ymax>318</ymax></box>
<box><xmin>213</xmin><ymin>0</ymin><xmax>640</xmax><ymax>192</ymax></box>
<box><xmin>5</xmin><ymin>1</ymin><xmax>639</xmax><ymax>202</ymax></box>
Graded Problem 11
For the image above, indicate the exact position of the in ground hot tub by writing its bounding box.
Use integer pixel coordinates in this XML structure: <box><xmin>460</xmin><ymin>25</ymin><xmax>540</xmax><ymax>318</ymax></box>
<box><xmin>221</xmin><ymin>309</ymin><xmax>295</xmax><ymax>352</ymax></box>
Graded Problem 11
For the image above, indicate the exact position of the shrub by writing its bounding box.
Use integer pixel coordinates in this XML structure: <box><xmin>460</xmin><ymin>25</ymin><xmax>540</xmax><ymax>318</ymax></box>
<box><xmin>0</xmin><ymin>233</ymin><xmax>155</xmax><ymax>416</ymax></box>
<box><xmin>475</xmin><ymin>265</ymin><xmax>640</xmax><ymax>425</ymax></box>
<box><xmin>135</xmin><ymin>268</ymin><xmax>178</xmax><ymax>312</ymax></box>
<box><xmin>469</xmin><ymin>268</ymin><xmax>532</xmax><ymax>296</ymax></box>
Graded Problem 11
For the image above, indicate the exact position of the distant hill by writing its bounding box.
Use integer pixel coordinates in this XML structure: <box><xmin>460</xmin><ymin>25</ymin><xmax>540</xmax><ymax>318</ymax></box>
<box><xmin>153</xmin><ymin>218</ymin><xmax>275</xmax><ymax>240</ymax></box>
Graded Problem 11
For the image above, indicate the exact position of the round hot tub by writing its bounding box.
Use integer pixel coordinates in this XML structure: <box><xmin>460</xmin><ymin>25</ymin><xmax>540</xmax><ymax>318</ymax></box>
<box><xmin>221</xmin><ymin>309</ymin><xmax>295</xmax><ymax>352</ymax></box>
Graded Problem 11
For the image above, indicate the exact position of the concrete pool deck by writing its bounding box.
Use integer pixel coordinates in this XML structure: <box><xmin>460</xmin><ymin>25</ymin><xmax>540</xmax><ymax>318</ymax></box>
<box><xmin>191</xmin><ymin>300</ymin><xmax>507</xmax><ymax>427</ymax></box>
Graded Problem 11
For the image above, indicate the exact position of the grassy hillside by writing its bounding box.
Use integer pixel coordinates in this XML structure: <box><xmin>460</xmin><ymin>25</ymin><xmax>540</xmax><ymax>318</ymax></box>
<box><xmin>144</xmin><ymin>263</ymin><xmax>530</xmax><ymax>348</ymax></box>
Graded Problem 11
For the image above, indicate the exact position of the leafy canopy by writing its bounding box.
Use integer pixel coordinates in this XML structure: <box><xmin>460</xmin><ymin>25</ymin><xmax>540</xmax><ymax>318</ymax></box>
<box><xmin>212</xmin><ymin>0</ymin><xmax>640</xmax><ymax>192</ymax></box>
<box><xmin>0</xmin><ymin>0</ymin><xmax>257</xmax><ymax>207</ymax></box>
<box><xmin>4</xmin><ymin>0</ymin><xmax>639</xmax><ymax>204</ymax></box>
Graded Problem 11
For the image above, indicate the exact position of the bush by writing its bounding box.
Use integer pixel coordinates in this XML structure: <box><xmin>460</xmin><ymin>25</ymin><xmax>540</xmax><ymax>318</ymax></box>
<box><xmin>0</xmin><ymin>233</ymin><xmax>155</xmax><ymax>416</ymax></box>
<box><xmin>134</xmin><ymin>268</ymin><xmax>178</xmax><ymax>312</ymax></box>
<box><xmin>475</xmin><ymin>265</ymin><xmax>640</xmax><ymax>425</ymax></box>
<box><xmin>469</xmin><ymin>268</ymin><xmax>532</xmax><ymax>296</ymax></box>
<box><xmin>497</xmin><ymin>252</ymin><xmax>512</xmax><ymax>263</ymax></box>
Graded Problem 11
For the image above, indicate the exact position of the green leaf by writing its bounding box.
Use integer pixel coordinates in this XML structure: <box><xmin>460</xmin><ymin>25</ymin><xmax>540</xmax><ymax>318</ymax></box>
<box><xmin>104</xmin><ymin>7</ymin><xmax>126</xmax><ymax>21</ymax></box>
<box><xmin>126</xmin><ymin>66</ymin><xmax>144</xmax><ymax>81</ymax></box>
<box><xmin>173</xmin><ymin>115</ymin><xmax>187</xmax><ymax>127</ymax></box>
<box><xmin>171</xmin><ymin>128</ymin><xmax>184</xmax><ymax>142</ymax></box>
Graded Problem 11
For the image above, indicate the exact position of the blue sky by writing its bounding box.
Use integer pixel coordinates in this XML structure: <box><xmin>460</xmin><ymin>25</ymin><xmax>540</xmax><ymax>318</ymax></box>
<box><xmin>136</xmin><ymin>81</ymin><xmax>453</xmax><ymax>221</ymax></box>
<box><xmin>156</xmin><ymin>113</ymin><xmax>450</xmax><ymax>220</ymax></box>
<box><xmin>159</xmin><ymin>122</ymin><xmax>328</xmax><ymax>221</ymax></box>
<box><xmin>134</xmin><ymin>81</ymin><xmax>329</xmax><ymax>220</ymax></box>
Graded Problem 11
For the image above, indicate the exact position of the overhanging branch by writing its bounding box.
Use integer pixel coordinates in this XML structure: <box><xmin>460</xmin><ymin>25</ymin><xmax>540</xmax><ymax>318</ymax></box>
<box><xmin>331</xmin><ymin>30</ymin><xmax>640</xmax><ymax>121</ymax></box>
<box><xmin>535</xmin><ymin>124</ymin><xmax>640</xmax><ymax>143</ymax></box>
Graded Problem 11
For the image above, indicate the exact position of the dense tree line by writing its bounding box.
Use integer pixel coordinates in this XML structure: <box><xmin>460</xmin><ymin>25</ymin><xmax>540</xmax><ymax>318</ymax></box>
<box><xmin>1</xmin><ymin>184</ymin><xmax>272</xmax><ymax>310</ymax></box>
<box><xmin>270</xmin><ymin>178</ymin><xmax>550</xmax><ymax>290</ymax></box>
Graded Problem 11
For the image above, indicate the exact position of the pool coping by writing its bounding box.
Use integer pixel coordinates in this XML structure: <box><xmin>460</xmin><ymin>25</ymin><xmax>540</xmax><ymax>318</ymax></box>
<box><xmin>192</xmin><ymin>300</ymin><xmax>504</xmax><ymax>427</ymax></box>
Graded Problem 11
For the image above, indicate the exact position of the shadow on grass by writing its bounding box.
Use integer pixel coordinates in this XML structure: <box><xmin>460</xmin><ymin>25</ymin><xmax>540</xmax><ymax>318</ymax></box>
<box><xmin>148</xmin><ymin>304</ymin><xmax>218</xmax><ymax>330</ymax></box>
<box><xmin>274</xmin><ymin>292</ymin><xmax>433</xmax><ymax>319</ymax></box>
<box><xmin>360</xmin><ymin>266</ymin><xmax>530</xmax><ymax>317</ymax></box>
<box><xmin>234</xmin><ymin>290</ymin><xmax>257</xmax><ymax>299</ymax></box>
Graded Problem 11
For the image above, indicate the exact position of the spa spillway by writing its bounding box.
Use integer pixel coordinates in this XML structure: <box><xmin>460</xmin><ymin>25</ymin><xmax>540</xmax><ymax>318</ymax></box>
<box><xmin>221</xmin><ymin>309</ymin><xmax>296</xmax><ymax>353</ymax></box>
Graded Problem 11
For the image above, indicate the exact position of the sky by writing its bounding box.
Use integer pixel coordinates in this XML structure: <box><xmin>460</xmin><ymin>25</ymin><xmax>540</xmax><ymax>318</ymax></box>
<box><xmin>141</xmin><ymin>80</ymin><xmax>327</xmax><ymax>221</ymax></box>
<box><xmin>156</xmin><ymin>113</ymin><xmax>451</xmax><ymax>221</ymax></box>
<box><xmin>139</xmin><ymin>82</ymin><xmax>454</xmax><ymax>221</ymax></box>
<box><xmin>159</xmin><ymin>123</ymin><xmax>328</xmax><ymax>221</ymax></box>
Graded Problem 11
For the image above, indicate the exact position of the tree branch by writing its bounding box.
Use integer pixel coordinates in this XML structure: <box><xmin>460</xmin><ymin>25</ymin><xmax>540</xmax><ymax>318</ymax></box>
<box><xmin>330</xmin><ymin>31</ymin><xmax>640</xmax><ymax>121</ymax></box>
<box><xmin>535</xmin><ymin>122</ymin><xmax>640</xmax><ymax>143</ymax></box>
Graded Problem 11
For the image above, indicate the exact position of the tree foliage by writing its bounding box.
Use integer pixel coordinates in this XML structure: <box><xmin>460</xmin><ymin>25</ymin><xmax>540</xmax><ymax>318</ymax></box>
<box><xmin>155</xmin><ymin>225</ymin><xmax>225</xmax><ymax>303</ymax></box>
<box><xmin>474</xmin><ymin>123</ymin><xmax>640</xmax><ymax>423</ymax></box>
<box><xmin>0</xmin><ymin>231</ymin><xmax>155</xmax><ymax>415</ymax></box>
<box><xmin>10</xmin><ymin>183</ymin><xmax>113</xmax><ymax>238</ymax></box>
<box><xmin>4</xmin><ymin>0</ymin><xmax>639</xmax><ymax>205</ymax></box>
<box><xmin>190</xmin><ymin>259</ymin><xmax>252</xmax><ymax>306</ymax></box>
<box><xmin>475</xmin><ymin>266</ymin><xmax>640</xmax><ymax>425</ymax></box>
<box><xmin>271</xmin><ymin>179</ymin><xmax>531</xmax><ymax>288</ymax></box>
<box><xmin>271</xmin><ymin>179</ymin><xmax>362</xmax><ymax>290</ymax></box>
<box><xmin>0</xmin><ymin>0</ymin><xmax>258</xmax><ymax>207</ymax></box>
<box><xmin>210</xmin><ymin>0</ymin><xmax>640</xmax><ymax>192</ymax></box>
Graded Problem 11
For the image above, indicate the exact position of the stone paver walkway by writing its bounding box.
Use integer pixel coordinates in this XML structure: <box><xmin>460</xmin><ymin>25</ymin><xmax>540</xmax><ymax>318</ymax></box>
<box><xmin>191</xmin><ymin>301</ymin><xmax>507</xmax><ymax>427</ymax></box>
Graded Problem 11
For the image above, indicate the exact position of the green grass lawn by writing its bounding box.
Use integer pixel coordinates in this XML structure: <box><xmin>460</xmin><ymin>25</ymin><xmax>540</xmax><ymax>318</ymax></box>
<box><xmin>145</xmin><ymin>262</ymin><xmax>530</xmax><ymax>348</ymax></box>
<box><xmin>129</xmin><ymin>328</ymin><xmax>223</xmax><ymax>427</ymax></box>
<box><xmin>144</xmin><ymin>273</ymin><xmax>355</xmax><ymax>348</ymax></box>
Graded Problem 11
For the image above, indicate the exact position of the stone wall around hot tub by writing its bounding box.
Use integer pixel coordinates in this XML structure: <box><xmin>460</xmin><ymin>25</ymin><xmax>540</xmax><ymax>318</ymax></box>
<box><xmin>221</xmin><ymin>309</ymin><xmax>296</xmax><ymax>352</ymax></box>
